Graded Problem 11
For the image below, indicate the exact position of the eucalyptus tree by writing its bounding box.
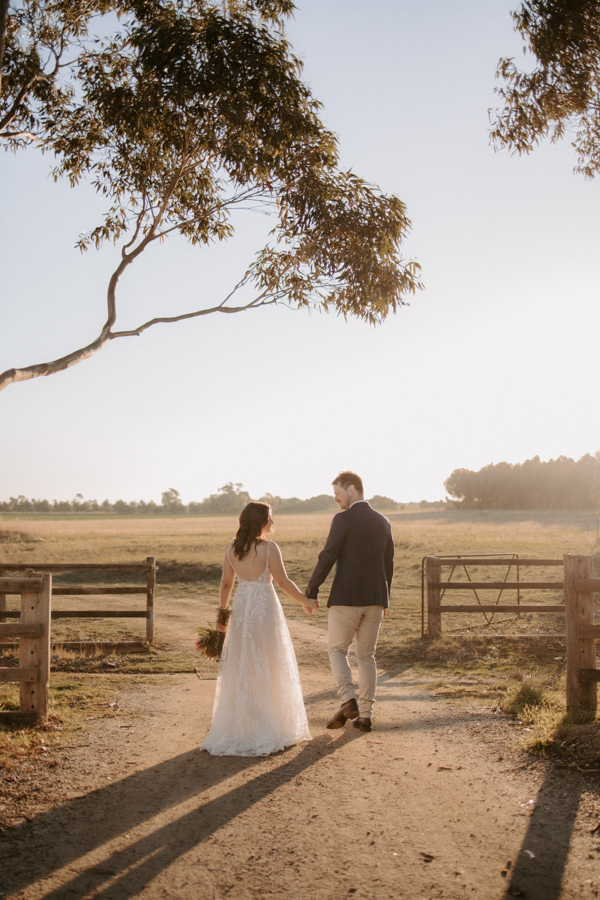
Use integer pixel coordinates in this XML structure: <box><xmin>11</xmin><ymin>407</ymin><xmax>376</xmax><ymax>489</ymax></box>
<box><xmin>0</xmin><ymin>0</ymin><xmax>421</xmax><ymax>392</ymax></box>
<box><xmin>491</xmin><ymin>0</ymin><xmax>600</xmax><ymax>176</ymax></box>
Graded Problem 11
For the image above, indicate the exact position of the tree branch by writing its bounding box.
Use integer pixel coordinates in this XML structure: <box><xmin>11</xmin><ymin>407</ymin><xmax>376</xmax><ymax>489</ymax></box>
<box><xmin>110</xmin><ymin>296</ymin><xmax>279</xmax><ymax>339</ymax></box>
<box><xmin>121</xmin><ymin>197</ymin><xmax>149</xmax><ymax>259</ymax></box>
<box><xmin>152</xmin><ymin>186</ymin><xmax>271</xmax><ymax>241</ymax></box>
<box><xmin>146</xmin><ymin>159</ymin><xmax>189</xmax><ymax>239</ymax></box>
<box><xmin>0</xmin><ymin>330</ymin><xmax>113</xmax><ymax>392</ymax></box>
<box><xmin>0</xmin><ymin>129</ymin><xmax>44</xmax><ymax>142</ymax></box>
<box><xmin>0</xmin><ymin>0</ymin><xmax>9</xmax><ymax>93</ymax></box>
<box><xmin>0</xmin><ymin>75</ymin><xmax>41</xmax><ymax>133</ymax></box>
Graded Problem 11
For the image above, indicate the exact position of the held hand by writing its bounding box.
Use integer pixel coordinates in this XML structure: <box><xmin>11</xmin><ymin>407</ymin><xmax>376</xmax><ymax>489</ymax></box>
<box><xmin>301</xmin><ymin>595</ymin><xmax>319</xmax><ymax>613</ymax></box>
<box><xmin>215</xmin><ymin>621</ymin><xmax>228</xmax><ymax>633</ymax></box>
<box><xmin>304</xmin><ymin>589</ymin><xmax>319</xmax><ymax>610</ymax></box>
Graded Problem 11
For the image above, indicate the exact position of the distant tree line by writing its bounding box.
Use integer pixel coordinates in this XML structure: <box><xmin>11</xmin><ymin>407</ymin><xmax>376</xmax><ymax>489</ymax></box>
<box><xmin>444</xmin><ymin>454</ymin><xmax>600</xmax><ymax>510</ymax></box>
<box><xmin>0</xmin><ymin>483</ymin><xmax>404</xmax><ymax>516</ymax></box>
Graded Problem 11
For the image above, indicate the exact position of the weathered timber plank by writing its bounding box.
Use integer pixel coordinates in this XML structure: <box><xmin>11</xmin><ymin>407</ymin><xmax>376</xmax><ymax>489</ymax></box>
<box><xmin>433</xmin><ymin>558</ymin><xmax>563</xmax><ymax>567</ymax></box>
<box><xmin>50</xmin><ymin>610</ymin><xmax>149</xmax><ymax>618</ymax></box>
<box><xmin>576</xmin><ymin>579</ymin><xmax>600</xmax><ymax>592</ymax></box>
<box><xmin>579</xmin><ymin>669</ymin><xmax>600</xmax><ymax>683</ymax></box>
<box><xmin>0</xmin><ymin>623</ymin><xmax>42</xmax><ymax>638</ymax></box>
<box><xmin>0</xmin><ymin>586</ymin><xmax>148</xmax><ymax>596</ymax></box>
<box><xmin>146</xmin><ymin>556</ymin><xmax>155</xmax><ymax>644</ymax></box>
<box><xmin>0</xmin><ymin>667</ymin><xmax>39</xmax><ymax>683</ymax></box>
<box><xmin>0</xmin><ymin>578</ymin><xmax>44</xmax><ymax>593</ymax></box>
<box><xmin>0</xmin><ymin>563</ymin><xmax>152</xmax><ymax>571</ymax></box>
<box><xmin>52</xmin><ymin>586</ymin><xmax>148</xmax><ymax>595</ymax></box>
<box><xmin>20</xmin><ymin>575</ymin><xmax>51</xmax><ymax>725</ymax></box>
<box><xmin>578</xmin><ymin>625</ymin><xmax>600</xmax><ymax>640</ymax></box>
<box><xmin>0</xmin><ymin>711</ymin><xmax>37</xmax><ymax>725</ymax></box>
<box><xmin>426</xmin><ymin>557</ymin><xmax>442</xmax><ymax>638</ymax></box>
<box><xmin>0</xmin><ymin>609</ymin><xmax>148</xmax><ymax>618</ymax></box>
<box><xmin>440</xmin><ymin>604</ymin><xmax>565</xmax><ymax>614</ymax></box>
<box><xmin>564</xmin><ymin>554</ymin><xmax>597</xmax><ymax>712</ymax></box>
<box><xmin>440</xmin><ymin>581</ymin><xmax>563</xmax><ymax>590</ymax></box>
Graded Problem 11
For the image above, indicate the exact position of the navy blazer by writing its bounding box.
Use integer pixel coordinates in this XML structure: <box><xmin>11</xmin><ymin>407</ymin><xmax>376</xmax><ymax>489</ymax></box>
<box><xmin>306</xmin><ymin>501</ymin><xmax>394</xmax><ymax>608</ymax></box>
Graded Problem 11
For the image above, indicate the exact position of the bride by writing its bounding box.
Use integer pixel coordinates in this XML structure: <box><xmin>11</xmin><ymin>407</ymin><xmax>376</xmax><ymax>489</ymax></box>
<box><xmin>200</xmin><ymin>502</ymin><xmax>318</xmax><ymax>757</ymax></box>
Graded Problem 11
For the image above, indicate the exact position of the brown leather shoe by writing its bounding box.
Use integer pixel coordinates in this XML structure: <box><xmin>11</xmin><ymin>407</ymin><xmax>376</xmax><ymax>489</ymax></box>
<box><xmin>326</xmin><ymin>698</ymin><xmax>359</xmax><ymax>729</ymax></box>
<box><xmin>352</xmin><ymin>717</ymin><xmax>372</xmax><ymax>733</ymax></box>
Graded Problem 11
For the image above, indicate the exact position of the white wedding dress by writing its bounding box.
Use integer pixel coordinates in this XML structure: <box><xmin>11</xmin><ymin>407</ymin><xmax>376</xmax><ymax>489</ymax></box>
<box><xmin>200</xmin><ymin>542</ymin><xmax>312</xmax><ymax>757</ymax></box>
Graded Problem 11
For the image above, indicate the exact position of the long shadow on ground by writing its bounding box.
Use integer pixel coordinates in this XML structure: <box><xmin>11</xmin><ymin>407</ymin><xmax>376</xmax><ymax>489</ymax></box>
<box><xmin>0</xmin><ymin>731</ymin><xmax>357</xmax><ymax>899</ymax></box>
<box><xmin>502</xmin><ymin>765</ymin><xmax>586</xmax><ymax>900</ymax></box>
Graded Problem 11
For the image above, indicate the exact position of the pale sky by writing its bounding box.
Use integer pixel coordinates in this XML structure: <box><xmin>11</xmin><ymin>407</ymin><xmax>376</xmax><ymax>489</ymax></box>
<box><xmin>2</xmin><ymin>0</ymin><xmax>600</xmax><ymax>506</ymax></box>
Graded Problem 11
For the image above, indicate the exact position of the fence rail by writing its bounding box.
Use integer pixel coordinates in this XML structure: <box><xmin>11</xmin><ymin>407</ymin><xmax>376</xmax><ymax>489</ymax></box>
<box><xmin>428</xmin><ymin>557</ymin><xmax>563</xmax><ymax>567</ymax></box>
<box><xmin>423</xmin><ymin>555</ymin><xmax>565</xmax><ymax>638</ymax></box>
<box><xmin>0</xmin><ymin>559</ymin><xmax>156</xmax><ymax>645</ymax></box>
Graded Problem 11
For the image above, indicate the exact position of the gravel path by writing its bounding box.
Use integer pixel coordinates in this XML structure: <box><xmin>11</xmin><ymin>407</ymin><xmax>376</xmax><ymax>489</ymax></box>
<box><xmin>2</xmin><ymin>604</ymin><xmax>600</xmax><ymax>899</ymax></box>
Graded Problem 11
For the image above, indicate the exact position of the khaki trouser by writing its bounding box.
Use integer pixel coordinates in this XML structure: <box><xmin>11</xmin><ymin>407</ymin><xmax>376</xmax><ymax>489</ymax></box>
<box><xmin>327</xmin><ymin>605</ymin><xmax>385</xmax><ymax>719</ymax></box>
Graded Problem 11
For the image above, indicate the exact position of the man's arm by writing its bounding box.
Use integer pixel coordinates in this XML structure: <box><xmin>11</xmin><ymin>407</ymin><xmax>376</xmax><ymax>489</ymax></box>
<box><xmin>305</xmin><ymin>514</ymin><xmax>347</xmax><ymax>599</ymax></box>
<box><xmin>385</xmin><ymin>528</ymin><xmax>394</xmax><ymax>591</ymax></box>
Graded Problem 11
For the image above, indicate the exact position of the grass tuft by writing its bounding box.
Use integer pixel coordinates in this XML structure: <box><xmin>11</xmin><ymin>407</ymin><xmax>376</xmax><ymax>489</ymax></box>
<box><xmin>500</xmin><ymin>677</ymin><xmax>551</xmax><ymax>718</ymax></box>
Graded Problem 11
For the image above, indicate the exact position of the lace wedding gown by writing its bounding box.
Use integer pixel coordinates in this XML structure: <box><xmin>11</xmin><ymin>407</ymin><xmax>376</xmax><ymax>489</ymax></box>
<box><xmin>200</xmin><ymin>542</ymin><xmax>312</xmax><ymax>757</ymax></box>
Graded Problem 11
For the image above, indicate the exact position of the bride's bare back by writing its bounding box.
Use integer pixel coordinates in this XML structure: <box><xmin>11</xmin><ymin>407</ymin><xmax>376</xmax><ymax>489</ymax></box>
<box><xmin>227</xmin><ymin>540</ymin><xmax>270</xmax><ymax>581</ymax></box>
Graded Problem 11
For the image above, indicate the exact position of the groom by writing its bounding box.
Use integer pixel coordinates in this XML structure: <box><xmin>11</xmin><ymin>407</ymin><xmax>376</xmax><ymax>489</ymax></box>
<box><xmin>305</xmin><ymin>472</ymin><xmax>394</xmax><ymax>733</ymax></box>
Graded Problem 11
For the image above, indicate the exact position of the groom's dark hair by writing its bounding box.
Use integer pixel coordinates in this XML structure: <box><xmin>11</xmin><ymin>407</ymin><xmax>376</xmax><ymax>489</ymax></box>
<box><xmin>332</xmin><ymin>471</ymin><xmax>364</xmax><ymax>497</ymax></box>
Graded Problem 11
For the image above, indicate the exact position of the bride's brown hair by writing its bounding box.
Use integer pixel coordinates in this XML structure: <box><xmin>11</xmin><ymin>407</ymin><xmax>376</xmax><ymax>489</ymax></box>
<box><xmin>232</xmin><ymin>502</ymin><xmax>271</xmax><ymax>560</ymax></box>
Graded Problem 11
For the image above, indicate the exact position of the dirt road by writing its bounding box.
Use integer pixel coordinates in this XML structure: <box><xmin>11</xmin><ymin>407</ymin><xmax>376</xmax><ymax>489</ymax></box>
<box><xmin>2</xmin><ymin>599</ymin><xmax>600</xmax><ymax>900</ymax></box>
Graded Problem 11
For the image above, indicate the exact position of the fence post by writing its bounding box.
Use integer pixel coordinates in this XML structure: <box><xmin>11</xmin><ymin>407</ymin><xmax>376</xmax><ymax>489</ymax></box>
<box><xmin>426</xmin><ymin>557</ymin><xmax>442</xmax><ymax>638</ymax></box>
<box><xmin>0</xmin><ymin>567</ymin><xmax>6</xmax><ymax>624</ymax></box>
<box><xmin>564</xmin><ymin>554</ymin><xmax>597</xmax><ymax>713</ymax></box>
<box><xmin>19</xmin><ymin>573</ymin><xmax>52</xmax><ymax>725</ymax></box>
<box><xmin>146</xmin><ymin>556</ymin><xmax>155</xmax><ymax>644</ymax></box>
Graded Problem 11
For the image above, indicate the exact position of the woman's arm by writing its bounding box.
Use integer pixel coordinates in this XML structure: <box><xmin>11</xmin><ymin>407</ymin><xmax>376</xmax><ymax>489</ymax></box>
<box><xmin>216</xmin><ymin>552</ymin><xmax>236</xmax><ymax>631</ymax></box>
<box><xmin>269</xmin><ymin>543</ymin><xmax>318</xmax><ymax>612</ymax></box>
<box><xmin>220</xmin><ymin>552</ymin><xmax>236</xmax><ymax>608</ymax></box>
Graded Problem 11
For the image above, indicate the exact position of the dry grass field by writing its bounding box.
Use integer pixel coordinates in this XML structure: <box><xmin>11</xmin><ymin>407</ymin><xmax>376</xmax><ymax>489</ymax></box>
<box><xmin>2</xmin><ymin>508</ymin><xmax>600</xmax><ymax>758</ymax></box>
<box><xmin>1</xmin><ymin>507</ymin><xmax>599</xmax><ymax>638</ymax></box>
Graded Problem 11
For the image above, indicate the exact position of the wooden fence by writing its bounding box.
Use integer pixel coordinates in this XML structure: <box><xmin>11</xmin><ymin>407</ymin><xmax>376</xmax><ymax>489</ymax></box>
<box><xmin>424</xmin><ymin>555</ymin><xmax>564</xmax><ymax>639</ymax></box>
<box><xmin>0</xmin><ymin>574</ymin><xmax>51</xmax><ymax>725</ymax></box>
<box><xmin>0</xmin><ymin>559</ymin><xmax>156</xmax><ymax>647</ymax></box>
<box><xmin>424</xmin><ymin>553</ymin><xmax>600</xmax><ymax>713</ymax></box>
